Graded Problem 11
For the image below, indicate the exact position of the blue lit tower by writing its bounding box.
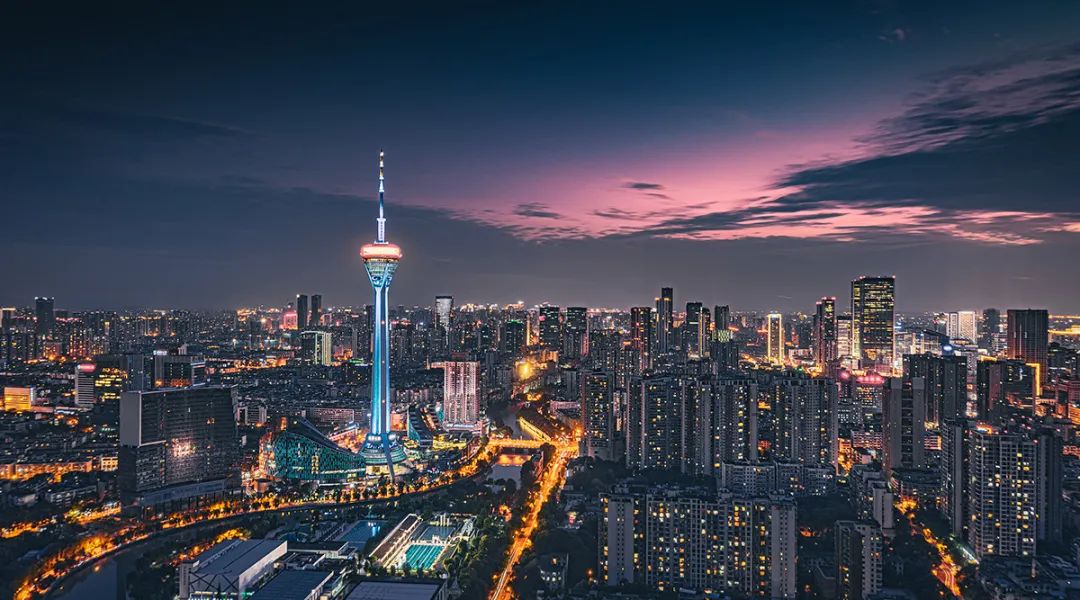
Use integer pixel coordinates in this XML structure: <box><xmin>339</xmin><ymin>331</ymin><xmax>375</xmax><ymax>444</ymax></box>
<box><xmin>360</xmin><ymin>151</ymin><xmax>406</xmax><ymax>472</ymax></box>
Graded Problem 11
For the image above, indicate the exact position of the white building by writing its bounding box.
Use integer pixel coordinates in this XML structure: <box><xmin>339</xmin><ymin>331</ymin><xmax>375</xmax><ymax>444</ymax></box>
<box><xmin>434</xmin><ymin>361</ymin><xmax>480</xmax><ymax>431</ymax></box>
<box><xmin>179</xmin><ymin>539</ymin><xmax>287</xmax><ymax>599</ymax></box>
<box><xmin>946</xmin><ymin>310</ymin><xmax>977</xmax><ymax>342</ymax></box>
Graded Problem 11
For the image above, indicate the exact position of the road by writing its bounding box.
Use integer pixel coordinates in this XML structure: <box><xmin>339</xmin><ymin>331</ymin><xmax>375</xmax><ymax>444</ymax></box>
<box><xmin>489</xmin><ymin>442</ymin><xmax>577</xmax><ymax>600</ymax></box>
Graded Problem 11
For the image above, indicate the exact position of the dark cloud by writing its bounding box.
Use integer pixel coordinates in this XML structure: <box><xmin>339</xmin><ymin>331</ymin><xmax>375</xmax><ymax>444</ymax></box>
<box><xmin>624</xmin><ymin>182</ymin><xmax>665</xmax><ymax>191</ymax></box>
<box><xmin>512</xmin><ymin>202</ymin><xmax>564</xmax><ymax>219</ymax></box>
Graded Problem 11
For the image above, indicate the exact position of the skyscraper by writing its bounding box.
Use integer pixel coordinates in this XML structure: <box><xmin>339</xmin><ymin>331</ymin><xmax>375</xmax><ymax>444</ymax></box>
<box><xmin>300</xmin><ymin>330</ymin><xmax>333</xmax><ymax>366</ymax></box>
<box><xmin>34</xmin><ymin>296</ymin><xmax>54</xmax><ymax>335</ymax></box>
<box><xmin>836</xmin><ymin>314</ymin><xmax>853</xmax><ymax>363</ymax></box>
<box><xmin>582</xmin><ymin>370</ymin><xmax>615</xmax><ymax>461</ymax></box>
<box><xmin>539</xmin><ymin>305</ymin><xmax>562</xmax><ymax>350</ymax></box>
<box><xmin>296</xmin><ymin>294</ymin><xmax>309</xmax><ymax>330</ymax></box>
<box><xmin>851</xmin><ymin>276</ymin><xmax>895</xmax><ymax>369</ymax></box>
<box><xmin>714</xmin><ymin>305</ymin><xmax>731</xmax><ymax>342</ymax></box>
<box><xmin>359</xmin><ymin>151</ymin><xmax>406</xmax><ymax>471</ymax></box>
<box><xmin>564</xmin><ymin>306</ymin><xmax>588</xmax><ymax>360</ymax></box>
<box><xmin>967</xmin><ymin>424</ymin><xmax>1037</xmax><ymax>558</ymax></box>
<box><xmin>434</xmin><ymin>295</ymin><xmax>453</xmax><ymax>331</ymax></box>
<box><xmin>980</xmin><ymin>308</ymin><xmax>1001</xmax><ymax>351</ymax></box>
<box><xmin>656</xmin><ymin>287</ymin><xmax>673</xmax><ymax>353</ymax></box>
<box><xmin>630</xmin><ymin>307</ymin><xmax>652</xmax><ymax>373</ymax></box>
<box><xmin>946</xmin><ymin>310</ymin><xmax>977</xmax><ymax>342</ymax></box>
<box><xmin>883</xmin><ymin>376</ymin><xmax>926</xmax><ymax>475</ymax></box>
<box><xmin>904</xmin><ymin>353</ymin><xmax>967</xmax><ymax>425</ymax></box>
<box><xmin>437</xmin><ymin>360</ymin><xmax>481</xmax><ymax>431</ymax></box>
<box><xmin>813</xmin><ymin>297</ymin><xmax>837</xmax><ymax>369</ymax></box>
<box><xmin>766</xmin><ymin>312</ymin><xmax>784</xmax><ymax>364</ymax></box>
<box><xmin>1006</xmin><ymin>309</ymin><xmax>1049</xmax><ymax>385</ymax></box>
<box><xmin>309</xmin><ymin>294</ymin><xmax>322</xmax><ymax>327</ymax></box>
<box><xmin>684</xmin><ymin>302</ymin><xmax>704</xmax><ymax>358</ymax></box>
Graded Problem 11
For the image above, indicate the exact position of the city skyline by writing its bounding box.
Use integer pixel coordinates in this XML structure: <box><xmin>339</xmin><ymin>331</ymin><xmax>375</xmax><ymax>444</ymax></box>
<box><xmin>3</xmin><ymin>2</ymin><xmax>1080</xmax><ymax>311</ymax></box>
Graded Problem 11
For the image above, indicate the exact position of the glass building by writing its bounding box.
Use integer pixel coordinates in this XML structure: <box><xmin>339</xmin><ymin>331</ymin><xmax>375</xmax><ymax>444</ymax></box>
<box><xmin>264</xmin><ymin>417</ymin><xmax>366</xmax><ymax>481</ymax></box>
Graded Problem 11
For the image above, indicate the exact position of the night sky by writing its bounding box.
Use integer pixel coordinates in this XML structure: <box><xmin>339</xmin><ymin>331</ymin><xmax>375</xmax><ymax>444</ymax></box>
<box><xmin>3</xmin><ymin>2</ymin><xmax>1079</xmax><ymax>312</ymax></box>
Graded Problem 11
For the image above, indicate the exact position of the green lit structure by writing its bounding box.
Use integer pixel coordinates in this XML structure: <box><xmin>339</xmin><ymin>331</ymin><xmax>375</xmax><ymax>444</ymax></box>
<box><xmin>265</xmin><ymin>418</ymin><xmax>366</xmax><ymax>481</ymax></box>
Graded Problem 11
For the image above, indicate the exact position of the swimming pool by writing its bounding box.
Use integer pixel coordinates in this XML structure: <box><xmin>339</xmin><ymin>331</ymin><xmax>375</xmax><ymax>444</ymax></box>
<box><xmin>402</xmin><ymin>543</ymin><xmax>445</xmax><ymax>570</ymax></box>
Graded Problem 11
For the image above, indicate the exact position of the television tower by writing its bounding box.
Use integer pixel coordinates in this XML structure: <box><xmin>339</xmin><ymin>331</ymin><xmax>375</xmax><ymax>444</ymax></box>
<box><xmin>360</xmin><ymin>150</ymin><xmax>406</xmax><ymax>475</ymax></box>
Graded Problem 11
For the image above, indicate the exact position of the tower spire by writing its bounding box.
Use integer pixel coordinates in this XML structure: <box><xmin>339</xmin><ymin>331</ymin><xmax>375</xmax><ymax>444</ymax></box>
<box><xmin>377</xmin><ymin>150</ymin><xmax>386</xmax><ymax>243</ymax></box>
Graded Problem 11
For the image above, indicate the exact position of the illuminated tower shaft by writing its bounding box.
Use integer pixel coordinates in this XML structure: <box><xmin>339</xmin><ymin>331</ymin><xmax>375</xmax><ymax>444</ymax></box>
<box><xmin>360</xmin><ymin>151</ymin><xmax>405</xmax><ymax>470</ymax></box>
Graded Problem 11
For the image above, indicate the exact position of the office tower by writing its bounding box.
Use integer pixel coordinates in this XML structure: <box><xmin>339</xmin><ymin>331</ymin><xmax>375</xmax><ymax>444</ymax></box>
<box><xmin>946</xmin><ymin>310</ymin><xmax>977</xmax><ymax>342</ymax></box>
<box><xmin>684</xmin><ymin>302</ymin><xmax>704</xmax><ymax>358</ymax></box>
<box><xmin>296</xmin><ymin>294</ymin><xmax>309</xmax><ymax>330</ymax></box>
<box><xmin>976</xmin><ymin>358</ymin><xmax>1034</xmax><ymax>419</ymax></box>
<box><xmin>75</xmin><ymin>362</ymin><xmax>97</xmax><ymax>407</ymax></box>
<box><xmin>1007</xmin><ymin>309</ymin><xmax>1049</xmax><ymax>385</ymax></box>
<box><xmin>640</xmin><ymin>374</ymin><xmax>685</xmax><ymax>471</ymax></box>
<box><xmin>850</xmin><ymin>465</ymin><xmax>895</xmax><ymax>533</ymax></box>
<box><xmin>836</xmin><ymin>314</ymin><xmax>853</xmax><ymax>363</ymax></box>
<box><xmin>436</xmin><ymin>360</ymin><xmax>480</xmax><ymax>430</ymax></box>
<box><xmin>851</xmin><ymin>276</ymin><xmax>895</xmax><ymax>368</ymax></box>
<box><xmin>981</xmin><ymin>308</ymin><xmax>1001</xmax><ymax>351</ymax></box>
<box><xmin>434</xmin><ymin>295</ymin><xmax>453</xmax><ymax>331</ymax></box>
<box><xmin>564</xmin><ymin>306</ymin><xmax>588</xmax><ymax>361</ymax></box>
<box><xmin>1035</xmin><ymin>429</ymin><xmax>1063</xmax><ymax>544</ymax></box>
<box><xmin>118</xmin><ymin>386</ymin><xmax>239</xmax><ymax>505</ymax></box>
<box><xmin>939</xmin><ymin>419</ymin><xmax>968</xmax><ymax>536</ymax></box>
<box><xmin>766</xmin><ymin>312</ymin><xmax>784</xmax><ymax>364</ymax></box>
<box><xmin>582</xmin><ymin>370</ymin><xmax>615</xmax><ymax>460</ymax></box>
<box><xmin>309</xmin><ymin>294</ymin><xmax>322</xmax><ymax>327</ymax></box>
<box><xmin>765</xmin><ymin>374</ymin><xmax>837</xmax><ymax>467</ymax></box>
<box><xmin>813</xmin><ymin>297</ymin><xmax>837</xmax><ymax>368</ymax></box>
<box><xmin>638</xmin><ymin>489</ymin><xmax>797</xmax><ymax>598</ymax></box>
<box><xmin>630</xmin><ymin>307</ymin><xmax>652</xmax><ymax>373</ymax></box>
<box><xmin>359</xmin><ymin>151</ymin><xmax>407</xmax><ymax>470</ymax></box>
<box><xmin>656</xmin><ymin>287</ymin><xmax>673</xmax><ymax>353</ymax></box>
<box><xmin>300</xmin><ymin>330</ymin><xmax>333</xmax><ymax>366</ymax></box>
<box><xmin>152</xmin><ymin>353</ymin><xmax>207</xmax><ymax>388</ymax></box>
<box><xmin>714</xmin><ymin>305</ymin><xmax>731</xmax><ymax>342</ymax></box>
<box><xmin>539</xmin><ymin>305</ymin><xmax>562</xmax><ymax>350</ymax></box>
<box><xmin>904</xmin><ymin>353</ymin><xmax>967</xmax><ymax>425</ymax></box>
<box><xmin>967</xmin><ymin>425</ymin><xmax>1037</xmax><ymax>558</ymax></box>
<box><xmin>34</xmin><ymin>296</ymin><xmax>55</xmax><ymax>335</ymax></box>
<box><xmin>835</xmin><ymin>521</ymin><xmax>883</xmax><ymax>600</ymax></box>
<box><xmin>501</xmin><ymin>319</ymin><xmax>526</xmax><ymax>355</ymax></box>
<box><xmin>883</xmin><ymin>377</ymin><xmax>927</xmax><ymax>475</ymax></box>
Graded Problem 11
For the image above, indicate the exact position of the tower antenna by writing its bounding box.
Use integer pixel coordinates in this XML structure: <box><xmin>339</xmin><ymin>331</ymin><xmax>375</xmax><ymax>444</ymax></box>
<box><xmin>377</xmin><ymin>150</ymin><xmax>386</xmax><ymax>243</ymax></box>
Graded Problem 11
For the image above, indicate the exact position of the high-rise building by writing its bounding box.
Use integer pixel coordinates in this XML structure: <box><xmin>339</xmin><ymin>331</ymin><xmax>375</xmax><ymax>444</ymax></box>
<box><xmin>1007</xmin><ymin>309</ymin><xmax>1049</xmax><ymax>385</ymax></box>
<box><xmin>684</xmin><ymin>302</ymin><xmax>704</xmax><ymax>358</ymax></box>
<box><xmin>300</xmin><ymin>330</ymin><xmax>333</xmax><ymax>366</ymax></box>
<box><xmin>904</xmin><ymin>353</ymin><xmax>967</xmax><ymax>425</ymax></box>
<box><xmin>614</xmin><ymin>488</ymin><xmax>798</xmax><ymax>598</ymax></box>
<box><xmin>152</xmin><ymin>353</ymin><xmax>207</xmax><ymax>389</ymax></box>
<box><xmin>582</xmin><ymin>370</ymin><xmax>615</xmax><ymax>461</ymax></box>
<box><xmin>564</xmin><ymin>306</ymin><xmax>588</xmax><ymax>360</ymax></box>
<box><xmin>34</xmin><ymin>296</ymin><xmax>54</xmax><ymax>335</ymax></box>
<box><xmin>630</xmin><ymin>307</ymin><xmax>652</xmax><ymax>373</ymax></box>
<box><xmin>835</xmin><ymin>521</ymin><xmax>883</xmax><ymax>600</ymax></box>
<box><xmin>640</xmin><ymin>374</ymin><xmax>685</xmax><ymax>471</ymax></box>
<box><xmin>1035</xmin><ymin>429</ymin><xmax>1063</xmax><ymax>545</ymax></box>
<box><xmin>359</xmin><ymin>151</ymin><xmax>407</xmax><ymax>470</ymax></box>
<box><xmin>981</xmin><ymin>308</ymin><xmax>1001</xmax><ymax>352</ymax></box>
<box><xmin>939</xmin><ymin>419</ymin><xmax>968</xmax><ymax>536</ymax></box>
<box><xmin>436</xmin><ymin>360</ymin><xmax>480</xmax><ymax>431</ymax></box>
<box><xmin>976</xmin><ymin>358</ymin><xmax>1034</xmax><ymax>419</ymax></box>
<box><xmin>967</xmin><ymin>424</ymin><xmax>1037</xmax><ymax>559</ymax></box>
<box><xmin>714</xmin><ymin>305</ymin><xmax>731</xmax><ymax>343</ymax></box>
<box><xmin>539</xmin><ymin>306</ymin><xmax>562</xmax><ymax>350</ymax></box>
<box><xmin>836</xmin><ymin>314</ymin><xmax>853</xmax><ymax>364</ymax></box>
<box><xmin>766</xmin><ymin>312</ymin><xmax>784</xmax><ymax>364</ymax></box>
<box><xmin>946</xmin><ymin>310</ymin><xmax>977</xmax><ymax>342</ymax></box>
<box><xmin>813</xmin><ymin>297</ymin><xmax>837</xmax><ymax>369</ymax></box>
<box><xmin>75</xmin><ymin>362</ymin><xmax>97</xmax><ymax>407</ymax></box>
<box><xmin>434</xmin><ymin>295</ymin><xmax>453</xmax><ymax>331</ymax></box>
<box><xmin>851</xmin><ymin>276</ymin><xmax>895</xmax><ymax>369</ymax></box>
<box><xmin>309</xmin><ymin>294</ymin><xmax>322</xmax><ymax>327</ymax></box>
<box><xmin>656</xmin><ymin>287</ymin><xmax>673</xmax><ymax>353</ymax></box>
<box><xmin>764</xmin><ymin>373</ymin><xmax>837</xmax><ymax>468</ymax></box>
<box><xmin>501</xmin><ymin>319</ymin><xmax>526</xmax><ymax>355</ymax></box>
<box><xmin>296</xmin><ymin>294</ymin><xmax>309</xmax><ymax>330</ymax></box>
<box><xmin>883</xmin><ymin>376</ymin><xmax>926</xmax><ymax>475</ymax></box>
<box><xmin>119</xmin><ymin>386</ymin><xmax>239</xmax><ymax>505</ymax></box>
